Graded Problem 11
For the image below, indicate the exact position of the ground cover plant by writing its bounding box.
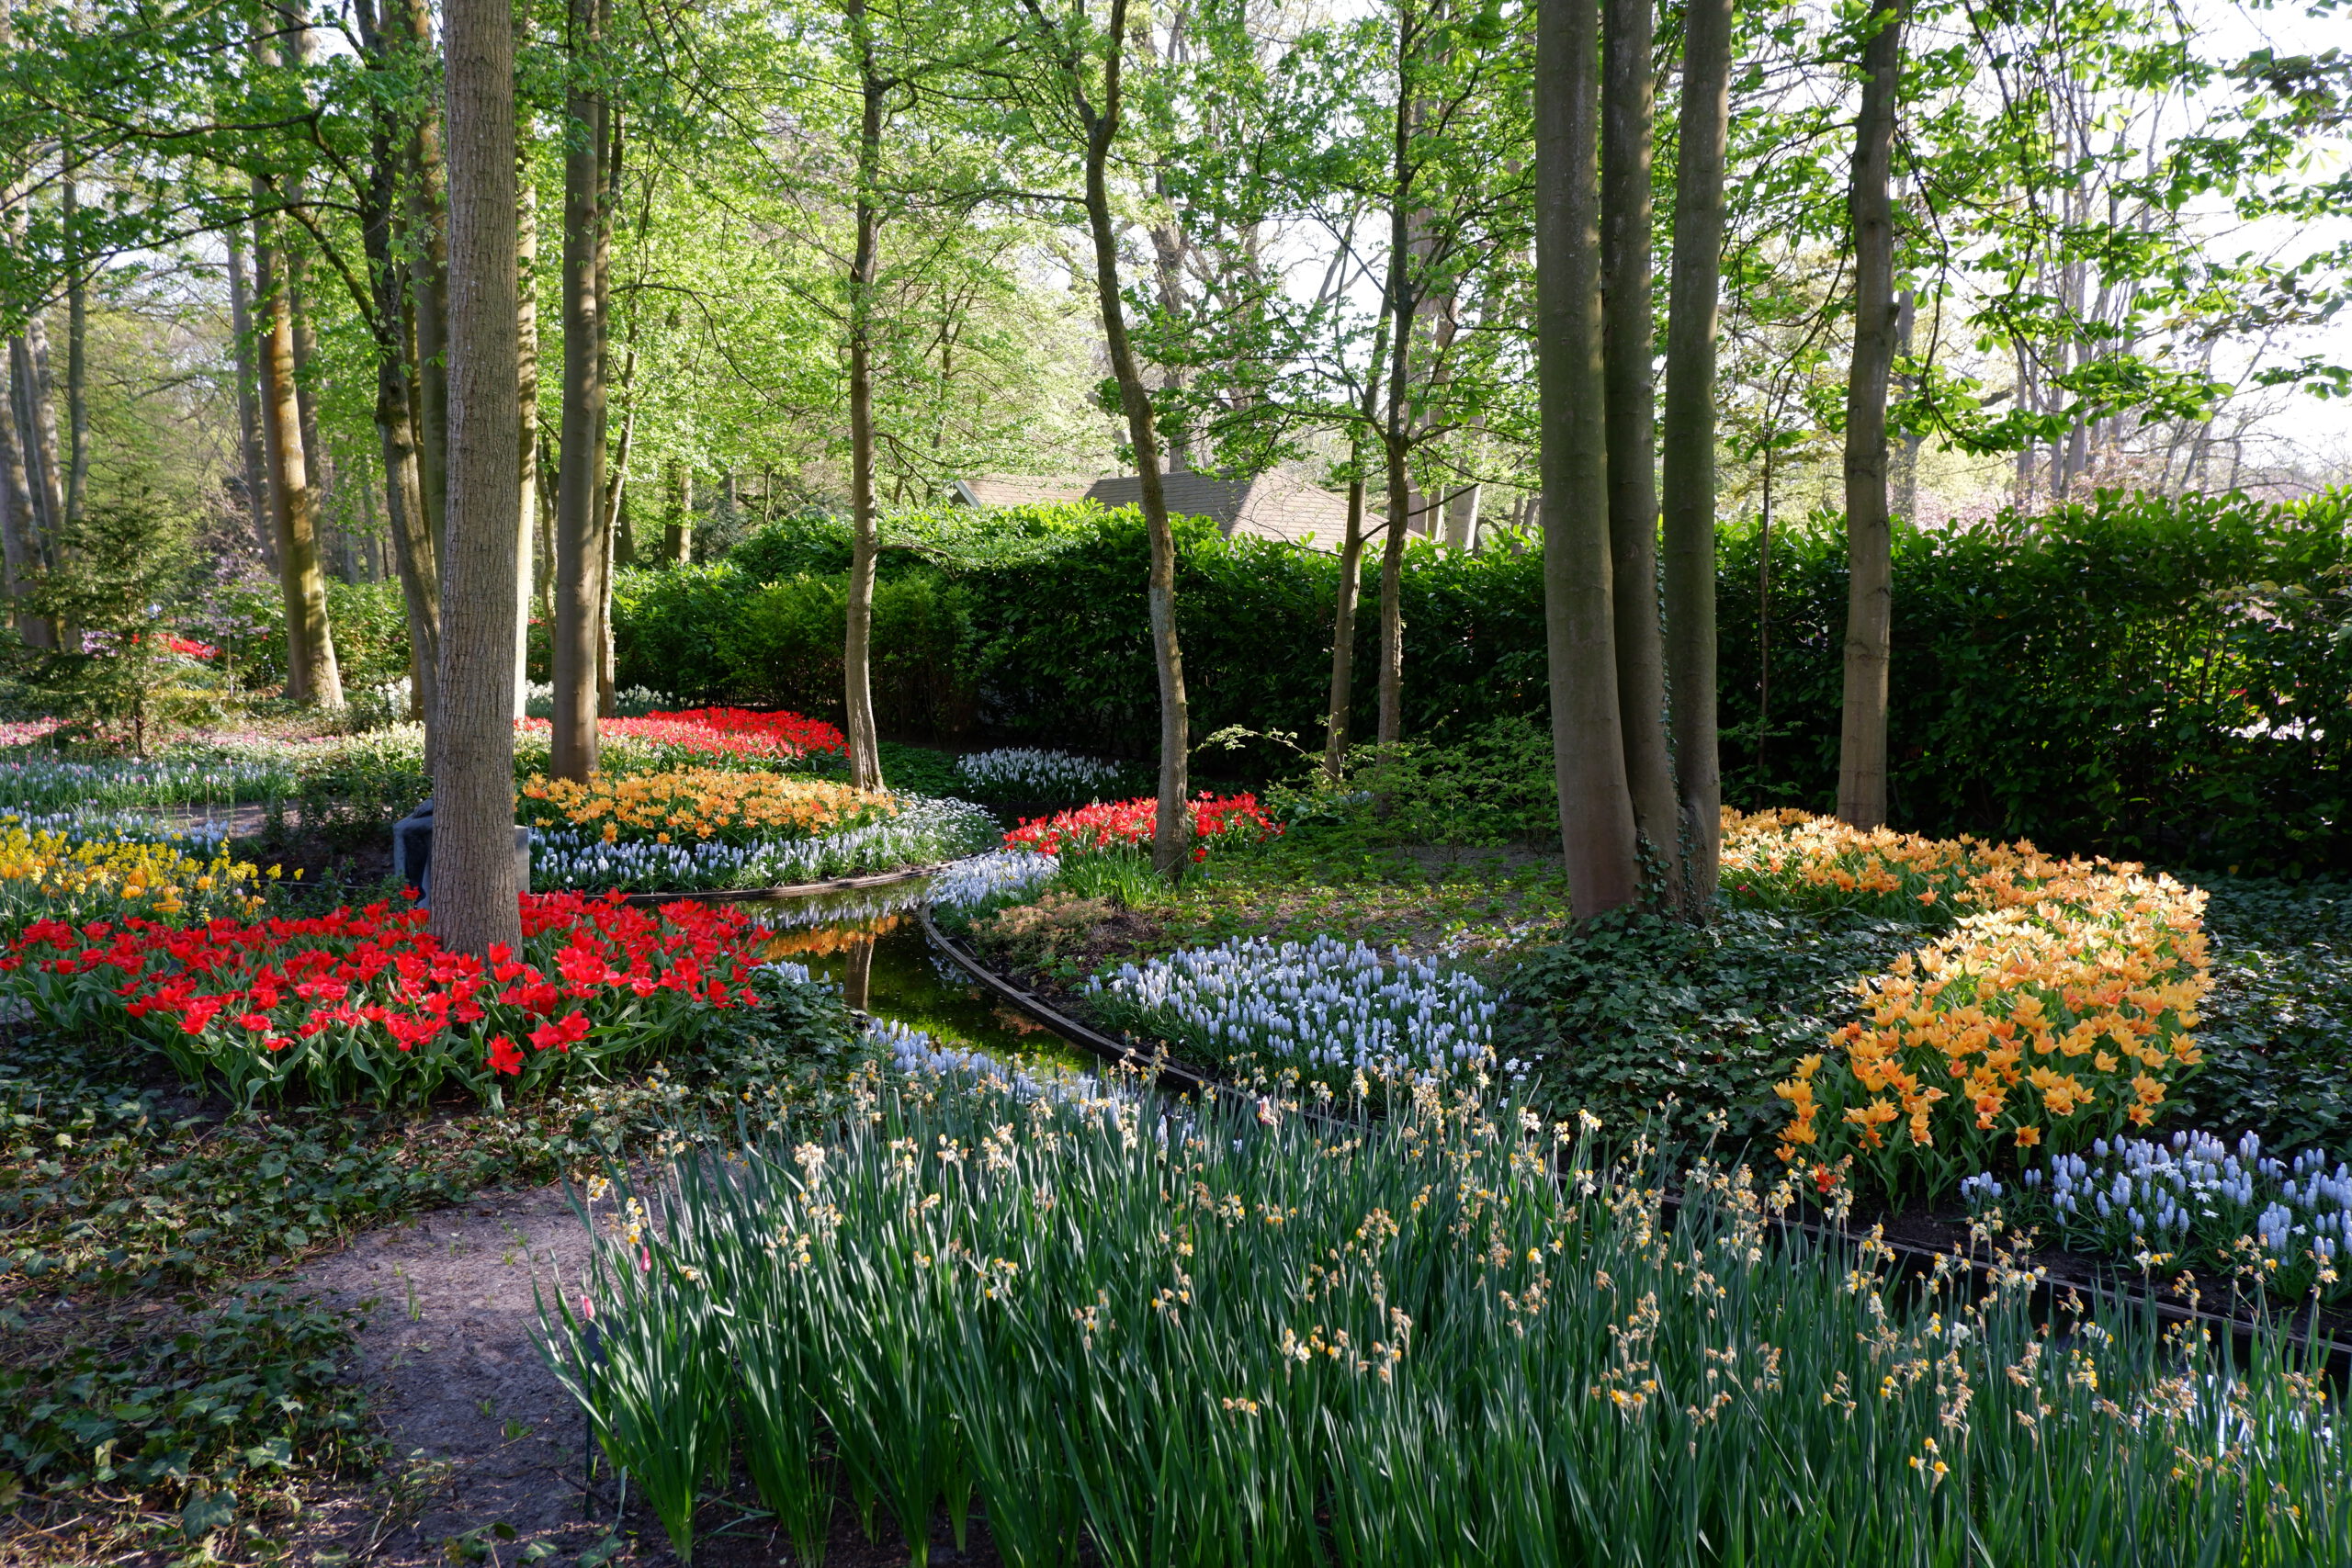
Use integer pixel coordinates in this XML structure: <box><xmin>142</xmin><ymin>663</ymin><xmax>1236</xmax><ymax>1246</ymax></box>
<box><xmin>548</xmin><ymin>1059</ymin><xmax>2352</xmax><ymax>1567</ymax></box>
<box><xmin>0</xmin><ymin>891</ymin><xmax>780</xmax><ymax>1108</ymax></box>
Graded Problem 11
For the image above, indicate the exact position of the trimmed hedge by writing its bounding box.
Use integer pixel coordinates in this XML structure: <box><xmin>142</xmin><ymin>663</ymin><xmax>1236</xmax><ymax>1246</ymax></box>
<box><xmin>605</xmin><ymin>491</ymin><xmax>2352</xmax><ymax>872</ymax></box>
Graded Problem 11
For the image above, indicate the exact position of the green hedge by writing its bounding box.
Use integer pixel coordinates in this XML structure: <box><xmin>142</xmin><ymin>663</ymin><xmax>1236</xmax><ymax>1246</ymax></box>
<box><xmin>614</xmin><ymin>491</ymin><xmax>2352</xmax><ymax>872</ymax></box>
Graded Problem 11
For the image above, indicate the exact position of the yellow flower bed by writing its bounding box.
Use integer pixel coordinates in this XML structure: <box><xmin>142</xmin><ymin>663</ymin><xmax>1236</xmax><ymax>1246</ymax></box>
<box><xmin>1743</xmin><ymin>810</ymin><xmax>2211</xmax><ymax>1191</ymax></box>
<box><xmin>517</xmin><ymin>769</ymin><xmax>895</xmax><ymax>846</ymax></box>
<box><xmin>0</xmin><ymin>819</ymin><xmax>268</xmax><ymax>927</ymax></box>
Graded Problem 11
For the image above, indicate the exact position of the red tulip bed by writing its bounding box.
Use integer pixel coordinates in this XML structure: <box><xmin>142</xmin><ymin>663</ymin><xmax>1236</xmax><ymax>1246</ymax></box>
<box><xmin>0</xmin><ymin>891</ymin><xmax>778</xmax><ymax>1109</ymax></box>
<box><xmin>517</xmin><ymin>706</ymin><xmax>846</xmax><ymax>769</ymax></box>
<box><xmin>1002</xmin><ymin>792</ymin><xmax>1280</xmax><ymax>863</ymax></box>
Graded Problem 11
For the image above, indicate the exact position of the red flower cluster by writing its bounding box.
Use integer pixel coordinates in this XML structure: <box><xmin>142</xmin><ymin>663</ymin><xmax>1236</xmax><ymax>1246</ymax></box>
<box><xmin>0</xmin><ymin>891</ymin><xmax>775</xmax><ymax>1108</ymax></box>
<box><xmin>1003</xmin><ymin>793</ymin><xmax>1280</xmax><ymax>862</ymax></box>
<box><xmin>517</xmin><ymin>708</ymin><xmax>845</xmax><ymax>765</ymax></box>
<box><xmin>164</xmin><ymin>634</ymin><xmax>219</xmax><ymax>660</ymax></box>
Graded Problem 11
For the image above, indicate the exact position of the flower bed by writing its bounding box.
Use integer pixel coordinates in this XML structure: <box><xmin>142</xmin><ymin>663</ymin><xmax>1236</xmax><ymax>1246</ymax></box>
<box><xmin>517</xmin><ymin>707</ymin><xmax>845</xmax><ymax>771</ymax></box>
<box><xmin>518</xmin><ymin>769</ymin><xmax>894</xmax><ymax>848</ymax></box>
<box><xmin>1003</xmin><ymin>792</ymin><xmax>1278</xmax><ymax>862</ymax></box>
<box><xmin>0</xmin><ymin>755</ymin><xmax>298</xmax><ymax>813</ymax></box>
<box><xmin>1086</xmin><ymin>933</ymin><xmax>1503</xmax><ymax>1091</ymax></box>
<box><xmin>0</xmin><ymin>892</ymin><xmax>774</xmax><ymax>1108</ymax></box>
<box><xmin>530</xmin><ymin>796</ymin><xmax>996</xmax><ymax>893</ymax></box>
<box><xmin>1963</xmin><ymin>1130</ymin><xmax>2352</xmax><ymax>1303</ymax></box>
<box><xmin>0</xmin><ymin>818</ymin><xmax>268</xmax><ymax>930</ymax></box>
<box><xmin>1761</xmin><ymin>813</ymin><xmax>2210</xmax><ymax>1194</ymax></box>
<box><xmin>951</xmin><ymin>747</ymin><xmax>1125</xmax><ymax>806</ymax></box>
<box><xmin>546</xmin><ymin>1069</ymin><xmax>2352</xmax><ymax>1567</ymax></box>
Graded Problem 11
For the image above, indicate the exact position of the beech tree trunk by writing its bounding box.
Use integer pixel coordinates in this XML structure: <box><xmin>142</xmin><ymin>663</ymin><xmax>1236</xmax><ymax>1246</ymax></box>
<box><xmin>843</xmin><ymin>0</ymin><xmax>887</xmax><ymax>792</ymax></box>
<box><xmin>1659</xmin><ymin>0</ymin><xmax>1734</xmax><ymax>905</ymax></box>
<box><xmin>433</xmin><ymin>0</ymin><xmax>525</xmax><ymax>956</ymax></box>
<box><xmin>550</xmin><ymin>0</ymin><xmax>609</xmax><ymax>780</ymax></box>
<box><xmin>401</xmin><ymin>0</ymin><xmax>451</xmax><ymax>570</ymax></box>
<box><xmin>1535</xmin><ymin>0</ymin><xmax>1640</xmax><ymax>918</ymax></box>
<box><xmin>17</xmin><ymin>320</ymin><xmax>62</xmax><ymax>541</ymax></box>
<box><xmin>1838</xmin><ymin>0</ymin><xmax>1903</xmax><ymax>829</ymax></box>
<box><xmin>1374</xmin><ymin>31</ymin><xmax>1417</xmax><ymax>749</ymax></box>
<box><xmin>226</xmin><ymin>228</ymin><xmax>278</xmax><ymax>568</ymax></box>
<box><xmin>1026</xmin><ymin>0</ymin><xmax>1189</xmax><ymax>877</ymax></box>
<box><xmin>1322</xmin><ymin>470</ymin><xmax>1367</xmax><ymax>782</ymax></box>
<box><xmin>1601</xmin><ymin>0</ymin><xmax>1676</xmax><ymax>871</ymax></box>
<box><xmin>514</xmin><ymin>146</ymin><xmax>538</xmax><ymax>718</ymax></box>
<box><xmin>251</xmin><ymin>153</ymin><xmax>345</xmax><ymax>708</ymax></box>
<box><xmin>62</xmin><ymin>168</ymin><xmax>85</xmax><ymax>530</ymax></box>
<box><xmin>356</xmin><ymin>0</ymin><xmax>441</xmax><ymax>735</ymax></box>
<box><xmin>0</xmin><ymin>353</ymin><xmax>38</xmax><ymax>638</ymax></box>
<box><xmin>662</xmin><ymin>457</ymin><xmax>692</xmax><ymax>563</ymax></box>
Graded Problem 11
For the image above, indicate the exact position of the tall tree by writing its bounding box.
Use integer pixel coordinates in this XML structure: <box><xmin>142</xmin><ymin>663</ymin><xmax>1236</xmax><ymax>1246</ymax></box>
<box><xmin>550</xmin><ymin>0</ymin><xmax>609</xmax><ymax>781</ymax></box>
<box><xmin>433</xmin><ymin>0</ymin><xmax>524</xmax><ymax>955</ymax></box>
<box><xmin>1535</xmin><ymin>0</ymin><xmax>1639</xmax><ymax>917</ymax></box>
<box><xmin>1837</xmin><ymin>0</ymin><xmax>1902</xmax><ymax>829</ymax></box>
<box><xmin>224</xmin><ymin>226</ymin><xmax>277</xmax><ymax>568</ymax></box>
<box><xmin>514</xmin><ymin>138</ymin><xmax>538</xmax><ymax>718</ymax></box>
<box><xmin>1658</xmin><ymin>0</ymin><xmax>1733</xmax><ymax>903</ymax></box>
<box><xmin>842</xmin><ymin>0</ymin><xmax>886</xmax><ymax>793</ymax></box>
<box><xmin>401</xmin><ymin>0</ymin><xmax>451</xmax><ymax>567</ymax></box>
<box><xmin>1601</xmin><ymin>0</ymin><xmax>1675</xmax><ymax>863</ymax></box>
<box><xmin>1018</xmin><ymin>0</ymin><xmax>1190</xmax><ymax>879</ymax></box>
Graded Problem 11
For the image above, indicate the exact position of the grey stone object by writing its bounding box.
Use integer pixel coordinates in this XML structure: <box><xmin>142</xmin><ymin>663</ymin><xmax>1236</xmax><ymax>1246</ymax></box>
<box><xmin>392</xmin><ymin>797</ymin><xmax>532</xmax><ymax>907</ymax></box>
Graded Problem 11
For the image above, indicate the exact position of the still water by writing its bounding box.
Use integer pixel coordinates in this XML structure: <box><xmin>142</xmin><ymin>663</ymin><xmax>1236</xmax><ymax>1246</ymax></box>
<box><xmin>757</xmin><ymin>875</ymin><xmax>1092</xmax><ymax>1074</ymax></box>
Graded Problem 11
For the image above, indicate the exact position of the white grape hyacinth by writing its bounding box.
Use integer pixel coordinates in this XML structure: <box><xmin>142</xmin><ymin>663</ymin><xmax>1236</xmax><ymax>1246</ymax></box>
<box><xmin>954</xmin><ymin>747</ymin><xmax>1123</xmax><ymax>797</ymax></box>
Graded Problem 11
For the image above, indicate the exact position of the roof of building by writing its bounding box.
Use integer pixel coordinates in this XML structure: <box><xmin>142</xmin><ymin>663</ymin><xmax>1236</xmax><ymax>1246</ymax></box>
<box><xmin>950</xmin><ymin>468</ymin><xmax>1351</xmax><ymax>552</ymax></box>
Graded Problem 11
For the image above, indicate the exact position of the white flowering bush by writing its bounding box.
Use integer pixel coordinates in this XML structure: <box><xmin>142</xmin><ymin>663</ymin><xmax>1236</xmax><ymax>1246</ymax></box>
<box><xmin>531</xmin><ymin>795</ymin><xmax>996</xmax><ymax>893</ymax></box>
<box><xmin>952</xmin><ymin>747</ymin><xmax>1125</xmax><ymax>806</ymax></box>
<box><xmin>1962</xmin><ymin>1129</ymin><xmax>2352</xmax><ymax>1303</ymax></box>
<box><xmin>1085</xmin><ymin>933</ymin><xmax>1506</xmax><ymax>1091</ymax></box>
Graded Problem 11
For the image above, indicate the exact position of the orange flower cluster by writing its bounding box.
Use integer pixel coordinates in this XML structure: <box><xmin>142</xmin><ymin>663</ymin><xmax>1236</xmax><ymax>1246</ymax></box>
<box><xmin>1760</xmin><ymin>814</ymin><xmax>2209</xmax><ymax>1190</ymax></box>
<box><xmin>518</xmin><ymin>769</ymin><xmax>895</xmax><ymax>846</ymax></box>
<box><xmin>1721</xmin><ymin>807</ymin><xmax>2085</xmax><ymax>918</ymax></box>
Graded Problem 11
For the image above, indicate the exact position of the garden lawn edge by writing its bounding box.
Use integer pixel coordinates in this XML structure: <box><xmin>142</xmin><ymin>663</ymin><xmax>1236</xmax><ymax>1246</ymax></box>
<box><xmin>918</xmin><ymin>906</ymin><xmax>1213</xmax><ymax>1095</ymax></box>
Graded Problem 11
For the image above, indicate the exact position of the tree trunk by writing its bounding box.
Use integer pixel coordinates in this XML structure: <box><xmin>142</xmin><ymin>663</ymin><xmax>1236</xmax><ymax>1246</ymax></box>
<box><xmin>1659</xmin><ymin>0</ymin><xmax>1733</xmax><ymax>906</ymax></box>
<box><xmin>550</xmin><ymin>0</ymin><xmax>608</xmax><ymax>780</ymax></box>
<box><xmin>1535</xmin><ymin>0</ymin><xmax>1639</xmax><ymax>918</ymax></box>
<box><xmin>252</xmin><ymin>171</ymin><xmax>345</xmax><ymax>708</ymax></box>
<box><xmin>0</xmin><ymin>352</ymin><xmax>40</xmax><ymax>641</ymax></box>
<box><xmin>357</xmin><ymin>0</ymin><xmax>441</xmax><ymax>735</ymax></box>
<box><xmin>401</xmin><ymin>0</ymin><xmax>451</xmax><ymax>571</ymax></box>
<box><xmin>662</xmin><ymin>457</ymin><xmax>692</xmax><ymax>563</ymax></box>
<box><xmin>434</xmin><ymin>0</ymin><xmax>525</xmax><ymax>957</ymax></box>
<box><xmin>1321</xmin><ymin>469</ymin><xmax>1367</xmax><ymax>782</ymax></box>
<box><xmin>1601</xmin><ymin>0</ymin><xmax>1676</xmax><ymax>872</ymax></box>
<box><xmin>1837</xmin><ymin>0</ymin><xmax>1903</xmax><ymax>829</ymax></box>
<box><xmin>18</xmin><ymin>319</ymin><xmax>62</xmax><ymax>541</ymax></box>
<box><xmin>1045</xmin><ymin>0</ymin><xmax>1188</xmax><ymax>877</ymax></box>
<box><xmin>843</xmin><ymin>0</ymin><xmax>887</xmax><ymax>792</ymax></box>
<box><xmin>1375</xmin><ymin>31</ymin><xmax>1417</xmax><ymax>749</ymax></box>
<box><xmin>226</xmin><ymin>227</ymin><xmax>278</xmax><ymax>568</ymax></box>
<box><xmin>514</xmin><ymin>139</ymin><xmax>538</xmax><ymax>718</ymax></box>
<box><xmin>61</xmin><ymin>167</ymin><xmax>85</xmax><ymax>531</ymax></box>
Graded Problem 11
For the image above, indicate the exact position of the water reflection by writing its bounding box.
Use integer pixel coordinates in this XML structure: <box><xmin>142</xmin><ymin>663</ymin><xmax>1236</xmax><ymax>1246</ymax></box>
<box><xmin>752</xmin><ymin>874</ymin><xmax>1089</xmax><ymax>1075</ymax></box>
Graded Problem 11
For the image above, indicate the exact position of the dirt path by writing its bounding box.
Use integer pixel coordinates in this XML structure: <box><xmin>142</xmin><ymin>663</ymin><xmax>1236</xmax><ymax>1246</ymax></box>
<box><xmin>292</xmin><ymin>1188</ymin><xmax>619</xmax><ymax>1565</ymax></box>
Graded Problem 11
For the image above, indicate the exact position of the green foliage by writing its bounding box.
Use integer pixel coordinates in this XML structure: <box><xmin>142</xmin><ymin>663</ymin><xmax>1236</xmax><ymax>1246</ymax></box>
<box><xmin>7</xmin><ymin>484</ymin><xmax>223</xmax><ymax>751</ymax></box>
<box><xmin>217</xmin><ymin>579</ymin><xmax>413</xmax><ymax>699</ymax></box>
<box><xmin>0</xmin><ymin>990</ymin><xmax>873</xmax><ymax>1300</ymax></box>
<box><xmin>2168</xmin><ymin>874</ymin><xmax>2352</xmax><ymax>1153</ymax></box>
<box><xmin>1719</xmin><ymin>488</ymin><xmax>2352</xmax><ymax>873</ymax></box>
<box><xmin>1508</xmin><ymin>907</ymin><xmax>1930</xmax><ymax>1144</ymax></box>
<box><xmin>0</xmin><ymin>1287</ymin><xmax>374</xmax><ymax>1503</ymax></box>
<box><xmin>1266</xmin><ymin>716</ymin><xmax>1559</xmax><ymax>850</ymax></box>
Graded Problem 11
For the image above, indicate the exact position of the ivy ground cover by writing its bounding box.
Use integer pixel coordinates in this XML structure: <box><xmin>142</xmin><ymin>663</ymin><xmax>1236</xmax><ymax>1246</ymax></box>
<box><xmin>548</xmin><ymin>1063</ymin><xmax>2351</xmax><ymax>1567</ymax></box>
